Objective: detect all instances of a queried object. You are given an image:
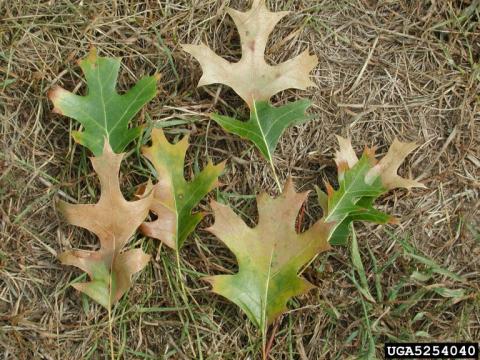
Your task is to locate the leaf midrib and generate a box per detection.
[325,161,370,223]
[89,62,153,145]
[251,100,273,164]
[262,248,274,334]
[108,83,152,136]
[96,61,109,144]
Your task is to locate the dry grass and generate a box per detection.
[1,0,479,359]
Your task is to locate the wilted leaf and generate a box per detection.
[139,128,225,250]
[183,0,317,107]
[58,142,153,308]
[49,48,158,155]
[365,139,425,190]
[322,137,425,245]
[183,0,318,181]
[206,179,332,334]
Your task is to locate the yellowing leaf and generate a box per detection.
[49,48,158,155]
[140,129,225,250]
[183,0,318,188]
[183,0,317,107]
[206,179,332,334]
[58,142,153,308]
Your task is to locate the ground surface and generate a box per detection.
[1,0,479,359]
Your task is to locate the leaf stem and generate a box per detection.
[264,319,280,360]
[175,244,204,359]
[269,159,282,193]
[107,304,115,360]
[108,262,115,360]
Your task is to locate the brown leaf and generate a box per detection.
[58,141,153,308]
[182,0,318,107]
[365,138,426,190]
[334,135,359,178]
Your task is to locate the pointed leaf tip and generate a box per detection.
[388,216,400,225]
[283,177,295,193]
[48,86,68,115]
[149,127,168,143]
[363,146,377,165]
[325,182,334,198]
[87,47,97,61]
[334,136,358,170]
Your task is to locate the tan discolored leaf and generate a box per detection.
[365,138,426,190]
[206,179,332,335]
[58,141,153,308]
[334,135,359,170]
[182,0,317,107]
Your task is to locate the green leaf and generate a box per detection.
[431,287,465,299]
[322,137,424,245]
[315,185,328,214]
[212,100,311,186]
[206,179,332,337]
[325,155,390,245]
[49,48,158,155]
[329,196,392,246]
[326,156,385,221]
[139,129,225,250]
[350,224,375,303]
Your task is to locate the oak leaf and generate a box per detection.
[183,1,318,185]
[49,48,158,155]
[183,0,317,107]
[139,129,225,250]
[319,136,425,245]
[211,100,311,177]
[58,142,153,308]
[365,139,425,190]
[206,179,332,334]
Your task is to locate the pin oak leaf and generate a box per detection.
[58,141,153,308]
[139,129,225,250]
[319,137,425,245]
[183,0,317,107]
[49,48,158,155]
[206,179,332,334]
[183,0,318,184]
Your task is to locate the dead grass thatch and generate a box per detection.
[1,0,479,359]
